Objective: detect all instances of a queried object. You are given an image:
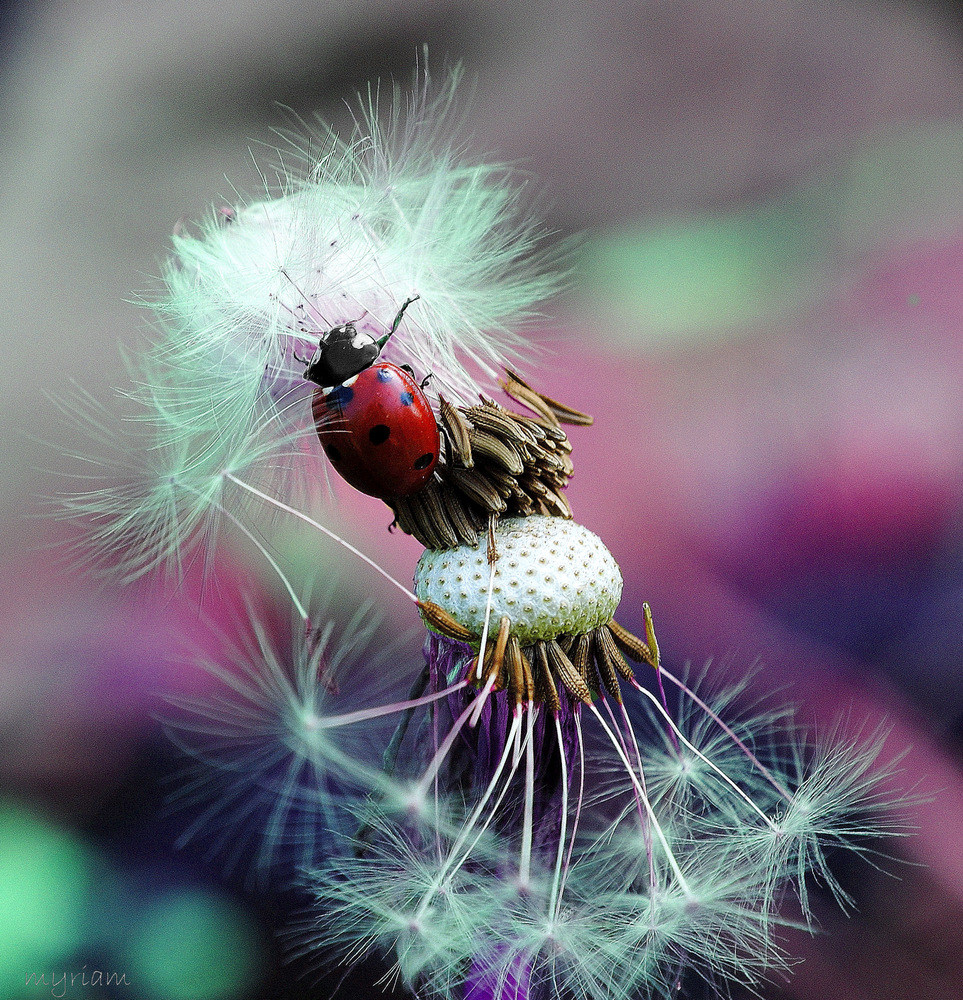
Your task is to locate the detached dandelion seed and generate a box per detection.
[64,62,909,1000]
[163,598,422,882]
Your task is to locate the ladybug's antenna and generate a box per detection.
[376,295,420,350]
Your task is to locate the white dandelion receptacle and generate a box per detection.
[414,516,623,646]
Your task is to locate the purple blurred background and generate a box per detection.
[4,0,963,996]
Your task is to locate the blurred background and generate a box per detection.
[4,0,963,996]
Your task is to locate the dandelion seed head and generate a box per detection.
[593,837,788,992]
[164,598,414,884]
[146,68,562,466]
[462,858,700,1000]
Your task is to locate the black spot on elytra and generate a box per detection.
[377,368,393,383]
[413,453,434,470]
[324,443,342,462]
[369,424,391,445]
[399,391,414,406]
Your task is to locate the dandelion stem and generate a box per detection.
[416,711,529,920]
[380,666,429,774]
[415,687,489,800]
[474,545,499,681]
[512,705,524,768]
[429,657,443,864]
[446,715,534,889]
[469,667,500,729]
[643,602,676,742]
[605,700,651,869]
[616,701,657,887]
[225,473,417,603]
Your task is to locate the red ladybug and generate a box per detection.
[312,362,440,500]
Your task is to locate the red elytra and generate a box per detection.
[312,362,440,500]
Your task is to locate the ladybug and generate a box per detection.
[312,361,440,500]
[297,296,419,389]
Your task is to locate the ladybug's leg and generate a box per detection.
[389,295,420,336]
[420,373,433,390]
[376,294,421,349]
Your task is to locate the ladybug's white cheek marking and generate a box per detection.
[352,333,375,350]
[342,374,360,388]
[414,516,623,645]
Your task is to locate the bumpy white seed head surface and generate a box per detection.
[414,516,623,645]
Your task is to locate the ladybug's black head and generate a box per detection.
[299,295,420,390]
[302,322,380,388]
